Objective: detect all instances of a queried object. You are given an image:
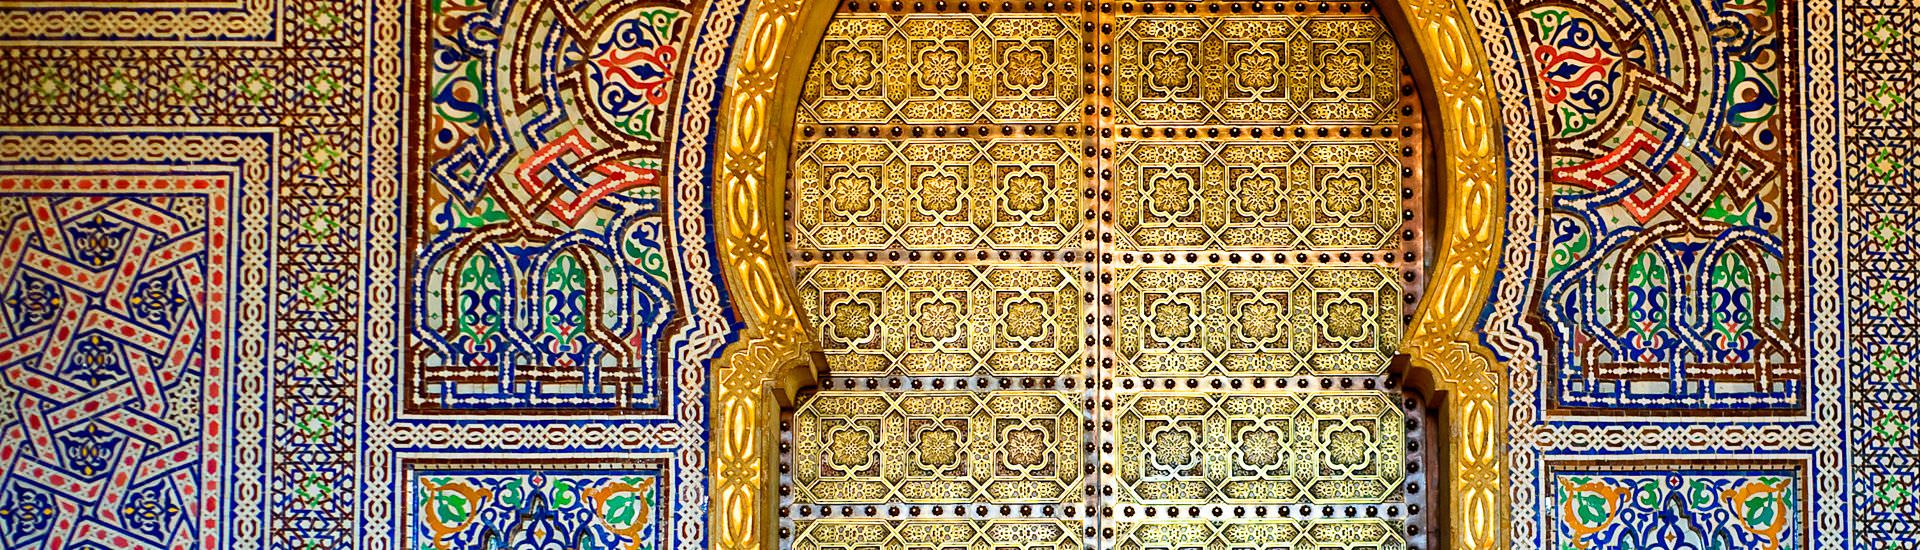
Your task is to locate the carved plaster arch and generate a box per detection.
[707,0,1511,548]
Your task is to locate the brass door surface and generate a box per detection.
[777,3,1434,548]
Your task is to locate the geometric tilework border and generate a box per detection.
[0,0,279,44]
[1844,0,1920,546]
[360,0,742,548]
[0,130,274,549]
[1541,458,1810,550]
[1474,0,1853,547]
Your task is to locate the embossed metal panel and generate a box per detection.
[1113,140,1408,251]
[791,391,1085,503]
[1112,15,1405,126]
[1113,391,1405,504]
[1113,265,1403,377]
[796,264,1087,376]
[1114,519,1408,550]
[779,2,1430,549]
[791,138,1087,251]
[800,14,1084,125]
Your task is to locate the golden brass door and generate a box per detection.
[777,2,1434,548]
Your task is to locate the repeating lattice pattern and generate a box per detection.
[1113,391,1405,504]
[1114,140,1408,251]
[1843,1,1919,545]
[796,265,1086,377]
[790,138,1086,251]
[1113,15,1403,126]
[1113,266,1402,377]
[799,14,1085,125]
[779,3,1431,550]
[789,391,1084,504]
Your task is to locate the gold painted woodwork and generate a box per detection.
[711,1,840,550]
[1387,0,1511,547]
[712,2,1509,550]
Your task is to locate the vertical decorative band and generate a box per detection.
[1393,0,1511,548]
[711,0,838,549]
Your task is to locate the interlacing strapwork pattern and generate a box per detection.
[1114,392,1405,504]
[779,2,1430,550]
[1113,266,1403,377]
[1113,140,1410,252]
[796,265,1085,377]
[1112,16,1403,126]
[407,0,692,413]
[1514,0,1804,413]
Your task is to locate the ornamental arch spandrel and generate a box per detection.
[708,1,1508,549]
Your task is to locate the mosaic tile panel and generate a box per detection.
[392,0,734,543]
[405,0,696,414]
[0,173,258,550]
[1486,0,1858,545]
[1517,0,1806,413]
[1548,463,1803,550]
[406,463,667,550]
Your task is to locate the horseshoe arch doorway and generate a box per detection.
[707,0,1510,548]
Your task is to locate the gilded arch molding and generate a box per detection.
[708,2,1511,550]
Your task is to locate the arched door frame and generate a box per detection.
[706,0,1511,547]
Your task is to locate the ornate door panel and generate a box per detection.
[779,2,1432,549]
